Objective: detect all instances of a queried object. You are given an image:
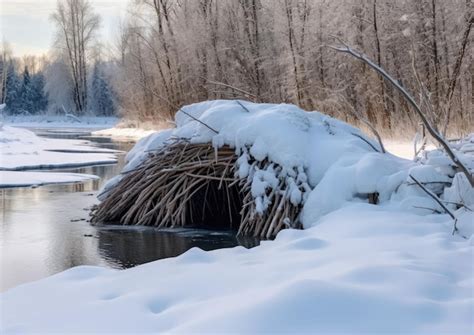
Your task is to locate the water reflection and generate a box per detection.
[0,133,259,292]
[96,227,259,269]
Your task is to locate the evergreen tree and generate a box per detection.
[4,62,21,113]
[19,66,34,113]
[30,72,48,113]
[90,63,116,116]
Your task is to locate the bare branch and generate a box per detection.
[205,78,258,100]
[409,175,460,237]
[235,100,251,113]
[177,108,219,134]
[337,92,386,153]
[351,132,381,153]
[329,41,474,187]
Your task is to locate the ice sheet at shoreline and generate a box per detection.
[0,126,118,171]
[0,171,98,188]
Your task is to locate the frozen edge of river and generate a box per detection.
[0,126,119,188]
[0,171,99,188]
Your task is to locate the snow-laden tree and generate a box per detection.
[0,42,12,105]
[112,0,471,135]
[51,0,100,115]
[19,67,34,113]
[4,62,21,113]
[89,62,116,116]
[44,58,75,114]
[29,72,49,113]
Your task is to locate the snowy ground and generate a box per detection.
[93,127,157,141]
[1,205,471,334]
[2,115,118,129]
[0,126,118,187]
[384,139,436,160]
[91,118,168,141]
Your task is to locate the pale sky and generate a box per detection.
[0,0,129,57]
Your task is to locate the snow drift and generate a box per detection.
[1,205,472,334]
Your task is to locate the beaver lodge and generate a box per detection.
[92,140,301,238]
[92,100,381,238]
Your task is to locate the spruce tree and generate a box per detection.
[19,66,34,113]
[90,63,116,116]
[30,73,48,113]
[4,62,21,113]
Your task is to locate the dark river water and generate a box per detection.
[0,130,259,292]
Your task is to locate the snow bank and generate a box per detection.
[1,205,471,334]
[93,127,156,141]
[384,139,436,159]
[0,126,117,171]
[3,115,118,129]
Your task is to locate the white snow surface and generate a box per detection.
[0,171,98,188]
[1,205,472,334]
[93,127,156,141]
[1,101,473,333]
[0,126,118,171]
[2,115,118,129]
[384,139,436,160]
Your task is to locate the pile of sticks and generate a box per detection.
[91,139,301,238]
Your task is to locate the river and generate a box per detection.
[0,129,259,292]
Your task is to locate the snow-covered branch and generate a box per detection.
[330,41,473,187]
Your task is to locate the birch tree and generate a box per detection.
[51,0,100,114]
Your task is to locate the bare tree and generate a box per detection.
[51,0,100,114]
[111,0,472,137]
[0,42,12,105]
[330,41,473,187]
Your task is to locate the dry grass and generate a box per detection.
[91,139,302,238]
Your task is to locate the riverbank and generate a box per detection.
[1,115,118,129]
[92,127,156,141]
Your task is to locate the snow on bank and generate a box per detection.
[0,126,118,171]
[2,115,118,129]
[92,118,168,140]
[384,139,436,160]
[0,171,98,188]
[93,127,156,141]
[1,205,471,334]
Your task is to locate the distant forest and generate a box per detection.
[0,0,472,135]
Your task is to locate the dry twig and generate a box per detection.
[329,38,473,187]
